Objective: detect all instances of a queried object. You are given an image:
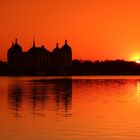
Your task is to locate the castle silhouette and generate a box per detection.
[2,39,140,76]
[7,39,72,75]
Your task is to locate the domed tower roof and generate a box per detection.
[52,43,60,54]
[61,40,72,52]
[8,39,22,53]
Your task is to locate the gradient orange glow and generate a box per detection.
[1,0,140,61]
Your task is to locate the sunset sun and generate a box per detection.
[136,59,140,64]
[130,54,140,62]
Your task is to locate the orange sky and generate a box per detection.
[1,0,140,61]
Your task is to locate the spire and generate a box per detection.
[33,37,35,47]
[56,43,59,48]
[65,40,67,45]
[12,42,14,46]
[15,38,18,44]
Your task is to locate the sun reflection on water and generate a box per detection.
[137,80,140,101]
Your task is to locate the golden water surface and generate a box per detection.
[0,76,140,140]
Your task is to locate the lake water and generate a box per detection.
[1,76,140,140]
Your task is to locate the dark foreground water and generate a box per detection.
[1,76,140,140]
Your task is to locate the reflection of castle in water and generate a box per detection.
[7,39,72,75]
[8,83,23,118]
[8,79,72,118]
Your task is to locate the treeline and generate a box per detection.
[72,59,140,75]
[0,59,140,75]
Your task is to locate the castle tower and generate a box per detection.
[7,39,23,72]
[51,43,61,68]
[60,40,72,68]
